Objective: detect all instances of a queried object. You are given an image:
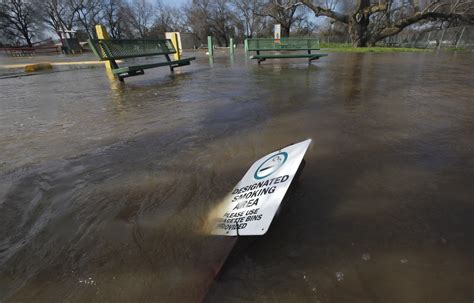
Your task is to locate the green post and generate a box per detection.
[230,38,234,55]
[207,36,213,56]
[244,39,248,52]
[209,55,214,67]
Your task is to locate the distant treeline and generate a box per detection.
[1,0,473,48]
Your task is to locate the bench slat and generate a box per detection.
[89,39,177,60]
[249,48,320,51]
[112,57,196,74]
[251,54,328,59]
[246,38,321,51]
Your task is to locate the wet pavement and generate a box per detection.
[0,50,473,302]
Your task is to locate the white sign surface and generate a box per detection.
[274,24,281,40]
[212,139,311,236]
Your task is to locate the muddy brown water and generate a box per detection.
[0,51,473,302]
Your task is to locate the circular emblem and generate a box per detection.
[254,152,288,180]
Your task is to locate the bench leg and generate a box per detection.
[110,59,124,82]
[164,54,174,72]
[258,58,266,64]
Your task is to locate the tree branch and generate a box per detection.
[374,10,474,42]
[299,0,349,23]
[362,2,389,16]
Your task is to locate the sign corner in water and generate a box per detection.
[212,138,312,236]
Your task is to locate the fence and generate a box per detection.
[1,37,61,56]
[1,45,61,56]
[317,25,474,49]
[381,26,474,49]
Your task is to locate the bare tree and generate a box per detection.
[149,0,181,36]
[102,0,131,38]
[185,0,212,43]
[233,0,265,38]
[39,0,76,40]
[69,0,104,38]
[208,0,239,45]
[0,0,39,46]
[258,0,307,37]
[127,0,154,38]
[299,0,474,46]
[186,0,240,46]
[165,9,189,33]
[292,7,318,36]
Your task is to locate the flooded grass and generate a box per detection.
[0,51,473,302]
[320,42,430,52]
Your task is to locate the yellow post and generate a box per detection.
[166,32,181,60]
[95,24,113,73]
[173,33,181,60]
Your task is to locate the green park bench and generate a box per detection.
[246,38,328,64]
[88,38,196,81]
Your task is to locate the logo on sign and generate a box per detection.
[254,152,288,180]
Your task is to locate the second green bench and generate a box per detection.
[246,38,328,64]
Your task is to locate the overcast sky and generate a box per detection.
[166,0,188,7]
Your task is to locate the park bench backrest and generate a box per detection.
[247,38,320,51]
[88,39,176,60]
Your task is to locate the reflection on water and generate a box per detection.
[1,51,473,303]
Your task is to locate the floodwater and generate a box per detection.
[0,50,473,302]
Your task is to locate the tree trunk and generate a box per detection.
[349,16,370,46]
[349,0,371,47]
[23,33,33,47]
[281,26,290,38]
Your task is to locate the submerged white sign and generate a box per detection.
[212,139,312,236]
